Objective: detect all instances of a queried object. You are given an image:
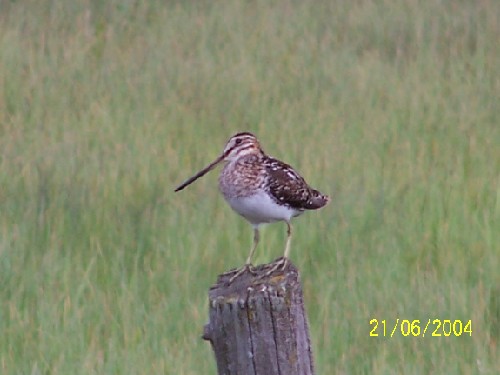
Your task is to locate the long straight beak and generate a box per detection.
[174,155,224,192]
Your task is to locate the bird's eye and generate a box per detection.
[235,138,242,145]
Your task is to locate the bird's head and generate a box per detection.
[222,132,263,162]
[174,132,262,192]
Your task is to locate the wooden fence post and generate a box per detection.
[203,258,315,375]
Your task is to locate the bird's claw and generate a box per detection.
[225,264,256,284]
[257,257,288,280]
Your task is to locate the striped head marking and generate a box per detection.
[223,132,262,162]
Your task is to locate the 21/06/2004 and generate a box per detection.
[369,318,472,337]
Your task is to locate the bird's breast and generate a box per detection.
[218,157,266,199]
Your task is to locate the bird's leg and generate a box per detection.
[227,226,260,284]
[246,226,260,265]
[283,221,292,259]
[259,221,291,279]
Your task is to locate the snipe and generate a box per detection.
[175,132,330,280]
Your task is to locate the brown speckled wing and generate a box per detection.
[264,157,329,210]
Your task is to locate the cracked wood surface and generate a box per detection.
[203,259,315,375]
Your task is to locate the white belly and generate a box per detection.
[225,191,302,225]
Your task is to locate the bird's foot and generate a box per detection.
[258,257,288,280]
[225,264,256,285]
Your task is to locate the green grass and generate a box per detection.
[1,0,499,373]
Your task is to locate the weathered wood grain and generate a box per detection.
[203,258,315,375]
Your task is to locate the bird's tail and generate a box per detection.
[305,189,330,210]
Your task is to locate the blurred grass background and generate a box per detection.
[0,0,498,373]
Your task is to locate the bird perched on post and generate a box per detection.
[175,132,330,281]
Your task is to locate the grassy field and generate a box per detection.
[0,0,499,373]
